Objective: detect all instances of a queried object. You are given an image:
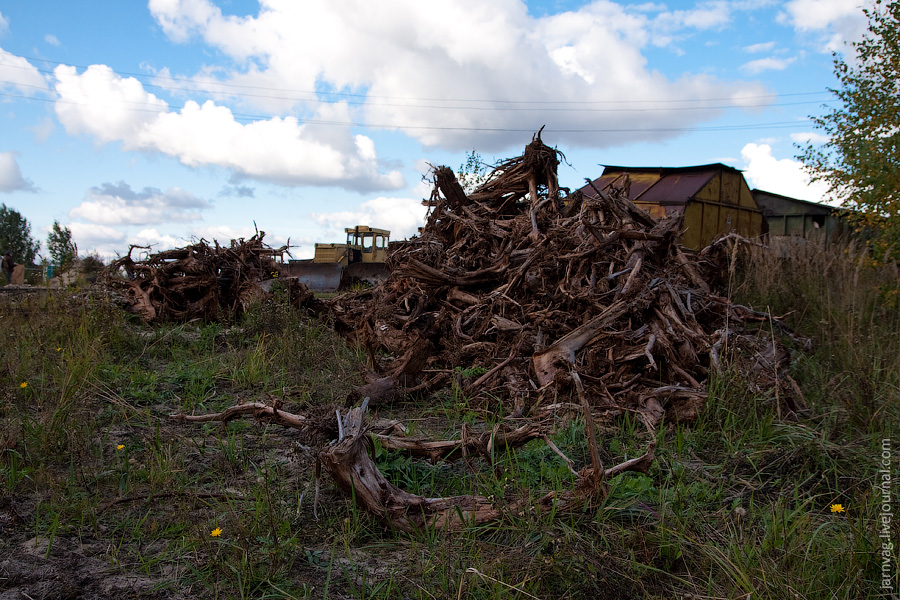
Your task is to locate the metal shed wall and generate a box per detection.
[584,165,763,250]
[752,190,850,245]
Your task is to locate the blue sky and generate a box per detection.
[0,0,872,260]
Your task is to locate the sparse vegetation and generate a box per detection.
[0,240,897,599]
[47,220,77,274]
[457,150,491,194]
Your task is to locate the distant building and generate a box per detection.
[751,189,850,246]
[579,164,764,250]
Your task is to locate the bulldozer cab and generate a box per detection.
[312,226,390,266]
[345,226,390,264]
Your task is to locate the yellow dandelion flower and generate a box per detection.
[56,347,62,352]
[19,382,27,389]
[830,503,845,513]
[116,444,125,450]
[211,527,223,537]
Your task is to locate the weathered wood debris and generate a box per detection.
[163,133,805,532]
[330,131,760,427]
[99,233,320,322]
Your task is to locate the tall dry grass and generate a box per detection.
[731,237,900,432]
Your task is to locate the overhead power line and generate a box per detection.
[0,73,836,114]
[1,50,835,109]
[0,89,814,134]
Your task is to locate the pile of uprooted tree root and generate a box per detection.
[331,132,749,427]
[99,233,308,322]
[170,133,806,533]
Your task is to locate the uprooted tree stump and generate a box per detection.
[172,394,657,532]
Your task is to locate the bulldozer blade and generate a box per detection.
[284,262,344,292]
[342,263,390,289]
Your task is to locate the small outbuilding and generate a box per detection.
[751,189,850,246]
[579,164,764,250]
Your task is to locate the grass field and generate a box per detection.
[0,241,898,599]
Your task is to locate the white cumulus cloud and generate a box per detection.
[741,56,796,74]
[147,0,771,151]
[312,195,429,243]
[780,0,873,53]
[54,64,168,144]
[52,65,404,192]
[653,1,734,33]
[130,228,184,249]
[0,48,50,93]
[743,41,777,53]
[69,181,210,225]
[0,152,37,193]
[790,131,830,145]
[68,223,128,256]
[741,142,831,203]
[148,0,220,43]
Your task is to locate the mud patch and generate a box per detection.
[0,536,184,600]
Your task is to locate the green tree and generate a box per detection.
[0,204,39,266]
[457,150,491,194]
[47,220,77,270]
[798,0,900,261]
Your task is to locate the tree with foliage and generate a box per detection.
[798,0,900,261]
[0,204,39,266]
[47,220,77,271]
[457,150,491,194]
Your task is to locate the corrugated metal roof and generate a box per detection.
[752,189,849,216]
[600,163,741,174]
[579,165,723,206]
[592,172,659,198]
[635,171,716,205]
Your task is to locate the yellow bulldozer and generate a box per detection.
[282,226,391,291]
